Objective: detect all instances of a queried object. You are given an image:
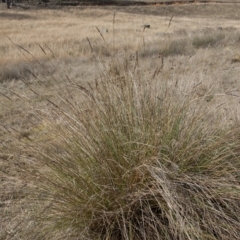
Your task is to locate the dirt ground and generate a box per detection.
[1,1,240,238]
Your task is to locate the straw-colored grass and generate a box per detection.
[192,32,225,49]
[8,56,240,239]
[1,3,240,240]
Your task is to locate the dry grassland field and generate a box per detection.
[1,1,240,239]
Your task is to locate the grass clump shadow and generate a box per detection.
[13,55,240,240]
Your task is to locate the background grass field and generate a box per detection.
[1,2,240,239]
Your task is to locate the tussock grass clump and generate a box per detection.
[0,59,55,82]
[140,38,193,59]
[0,62,32,82]
[192,32,225,49]
[18,60,240,240]
[161,39,190,56]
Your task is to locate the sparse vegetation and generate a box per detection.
[1,2,240,240]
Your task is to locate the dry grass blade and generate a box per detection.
[95,26,107,44]
[113,11,117,54]
[38,44,47,55]
[167,14,174,30]
[86,37,93,52]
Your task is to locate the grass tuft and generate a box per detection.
[192,32,225,49]
[0,62,32,82]
[161,38,190,56]
[14,58,240,239]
